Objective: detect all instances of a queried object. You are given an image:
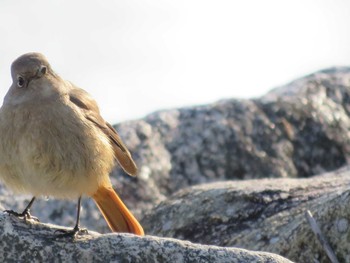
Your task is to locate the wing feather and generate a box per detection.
[68,84,137,176]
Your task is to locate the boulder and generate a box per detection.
[0,213,292,263]
[0,67,349,262]
[142,167,350,263]
[1,67,350,233]
[114,67,350,215]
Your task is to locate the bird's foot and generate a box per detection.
[4,209,39,222]
[54,225,88,238]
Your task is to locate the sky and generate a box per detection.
[1,0,350,123]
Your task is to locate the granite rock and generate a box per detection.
[0,67,349,244]
[114,67,350,216]
[142,166,350,263]
[0,213,293,263]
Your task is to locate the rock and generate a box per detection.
[0,67,350,235]
[0,213,292,263]
[113,67,350,216]
[142,166,350,263]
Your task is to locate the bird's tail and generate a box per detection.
[92,185,144,235]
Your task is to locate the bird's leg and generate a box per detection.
[5,197,39,221]
[55,196,88,238]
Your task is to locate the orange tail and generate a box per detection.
[92,185,144,236]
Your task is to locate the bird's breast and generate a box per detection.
[0,100,115,198]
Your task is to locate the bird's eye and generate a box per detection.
[17,76,25,88]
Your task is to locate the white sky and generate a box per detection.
[1,0,350,123]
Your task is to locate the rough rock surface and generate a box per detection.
[114,66,350,215]
[0,67,349,262]
[2,67,350,234]
[0,213,292,263]
[142,166,350,263]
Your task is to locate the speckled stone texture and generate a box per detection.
[0,214,293,263]
[0,67,350,262]
[142,167,350,263]
[1,67,350,234]
[114,66,350,216]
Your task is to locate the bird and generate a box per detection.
[0,52,144,237]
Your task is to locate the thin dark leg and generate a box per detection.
[5,197,39,221]
[55,196,88,238]
[73,196,82,231]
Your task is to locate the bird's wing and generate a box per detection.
[68,84,137,176]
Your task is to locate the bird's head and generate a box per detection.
[4,52,65,106]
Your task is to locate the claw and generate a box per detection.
[5,209,39,222]
[54,226,88,238]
